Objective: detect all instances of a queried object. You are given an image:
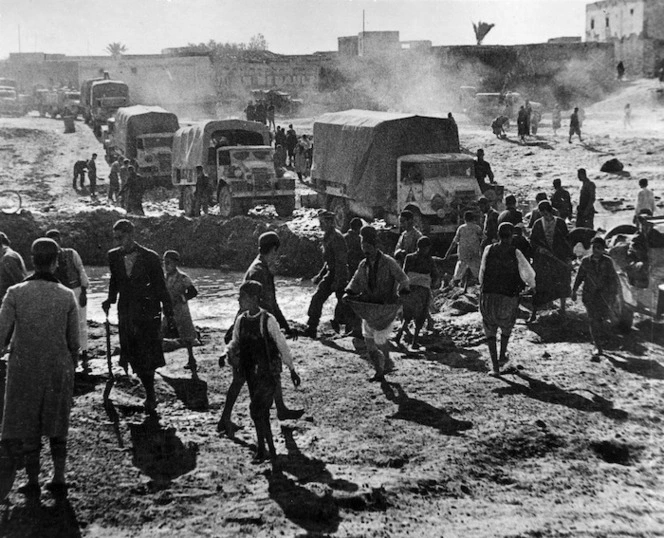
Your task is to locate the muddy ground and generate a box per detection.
[1,79,664,537]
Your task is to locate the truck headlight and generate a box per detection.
[436,208,446,219]
[234,168,243,178]
[145,155,153,163]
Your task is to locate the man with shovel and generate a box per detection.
[102,219,174,414]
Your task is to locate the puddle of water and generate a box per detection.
[86,266,330,330]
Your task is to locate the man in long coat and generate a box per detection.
[0,238,79,497]
[102,219,174,413]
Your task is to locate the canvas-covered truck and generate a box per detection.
[310,109,497,236]
[105,105,179,186]
[81,78,130,137]
[172,119,296,218]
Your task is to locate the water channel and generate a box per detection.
[86,267,331,330]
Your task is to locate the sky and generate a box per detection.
[0,0,591,58]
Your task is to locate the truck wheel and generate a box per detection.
[330,197,350,231]
[275,197,295,217]
[218,185,236,218]
[182,186,197,217]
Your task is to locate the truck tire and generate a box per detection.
[275,196,295,217]
[217,185,237,218]
[181,186,197,217]
[330,197,351,231]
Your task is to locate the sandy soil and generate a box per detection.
[0,80,664,537]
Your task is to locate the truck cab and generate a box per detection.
[0,87,21,117]
[136,133,175,180]
[216,145,295,218]
[397,154,480,235]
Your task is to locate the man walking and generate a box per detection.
[87,153,98,198]
[551,178,573,221]
[46,229,90,373]
[576,168,596,229]
[303,210,348,338]
[219,231,303,436]
[569,107,583,143]
[394,210,423,264]
[479,223,535,375]
[102,219,174,413]
[0,238,79,498]
[634,178,655,222]
[345,226,410,381]
[108,156,121,203]
[194,165,212,216]
[498,194,523,226]
[474,149,495,192]
[479,196,499,250]
[0,232,27,306]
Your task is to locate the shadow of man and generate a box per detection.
[495,371,628,420]
[128,416,198,488]
[158,372,209,411]
[1,496,82,537]
[380,380,473,434]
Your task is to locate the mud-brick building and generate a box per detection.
[586,0,664,76]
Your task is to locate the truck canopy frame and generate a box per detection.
[113,105,179,159]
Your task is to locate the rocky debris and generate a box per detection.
[590,440,636,465]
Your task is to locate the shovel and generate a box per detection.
[102,312,115,403]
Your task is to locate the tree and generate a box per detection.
[472,21,495,45]
[106,42,127,58]
[248,33,268,51]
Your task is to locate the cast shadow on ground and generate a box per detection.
[411,347,487,373]
[319,336,361,355]
[494,371,628,420]
[381,381,473,435]
[635,318,664,347]
[1,496,82,538]
[128,416,198,487]
[73,371,104,397]
[266,425,371,535]
[158,372,209,411]
[604,352,664,380]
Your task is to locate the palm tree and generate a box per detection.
[106,42,127,59]
[473,22,495,45]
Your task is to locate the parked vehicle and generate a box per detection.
[250,89,303,115]
[105,105,179,186]
[0,87,23,117]
[81,77,130,137]
[464,91,524,122]
[310,109,500,235]
[607,217,664,331]
[171,119,295,218]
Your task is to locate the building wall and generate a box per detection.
[338,36,359,56]
[586,0,645,41]
[358,31,400,57]
[644,0,664,40]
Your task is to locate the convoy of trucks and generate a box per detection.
[104,105,179,186]
[0,78,24,117]
[310,109,493,238]
[171,119,296,217]
[250,89,303,115]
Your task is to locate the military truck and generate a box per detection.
[37,88,81,118]
[105,105,179,186]
[80,77,130,137]
[0,86,23,117]
[172,119,295,218]
[310,109,500,236]
[250,89,303,115]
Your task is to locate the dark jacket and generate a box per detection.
[481,243,524,297]
[244,255,289,331]
[530,217,572,262]
[107,243,173,373]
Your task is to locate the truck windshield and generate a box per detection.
[65,92,80,100]
[231,150,272,162]
[449,162,474,177]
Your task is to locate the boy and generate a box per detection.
[444,211,483,291]
[162,250,199,372]
[396,236,441,349]
[571,236,620,359]
[226,281,301,464]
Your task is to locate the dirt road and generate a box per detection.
[1,82,663,537]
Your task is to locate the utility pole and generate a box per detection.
[18,24,21,53]
[362,10,365,34]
